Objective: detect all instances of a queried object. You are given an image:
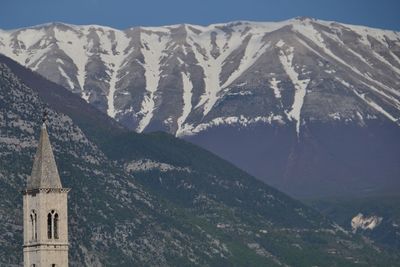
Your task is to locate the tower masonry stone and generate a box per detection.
[23,122,70,267]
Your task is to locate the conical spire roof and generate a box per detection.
[28,123,62,189]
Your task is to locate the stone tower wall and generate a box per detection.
[23,190,69,267]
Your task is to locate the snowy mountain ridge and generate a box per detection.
[1,17,400,137]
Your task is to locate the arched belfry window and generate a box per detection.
[47,210,59,239]
[30,210,37,241]
[47,213,52,239]
[54,213,59,239]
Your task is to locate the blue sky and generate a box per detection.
[1,0,400,30]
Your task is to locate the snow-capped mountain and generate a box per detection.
[1,17,399,135]
[1,17,399,197]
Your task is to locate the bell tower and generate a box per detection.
[23,116,70,267]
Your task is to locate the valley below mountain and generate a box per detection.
[308,196,400,252]
[0,52,399,266]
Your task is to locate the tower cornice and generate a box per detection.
[22,188,71,195]
[23,243,70,248]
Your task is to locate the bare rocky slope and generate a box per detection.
[1,17,399,197]
[1,55,399,266]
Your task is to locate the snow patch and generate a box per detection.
[188,29,243,116]
[351,213,382,233]
[93,29,130,118]
[0,29,51,71]
[15,29,46,48]
[137,31,169,132]
[29,49,50,71]
[389,51,400,67]
[226,91,253,96]
[269,78,281,99]
[187,23,275,116]
[53,27,88,91]
[277,43,310,136]
[221,35,270,88]
[324,69,336,74]
[82,91,91,103]
[296,37,326,59]
[328,112,341,120]
[336,78,351,88]
[58,66,74,89]
[347,48,372,67]
[353,90,397,122]
[178,114,285,137]
[372,51,400,76]
[294,23,400,100]
[176,72,194,137]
